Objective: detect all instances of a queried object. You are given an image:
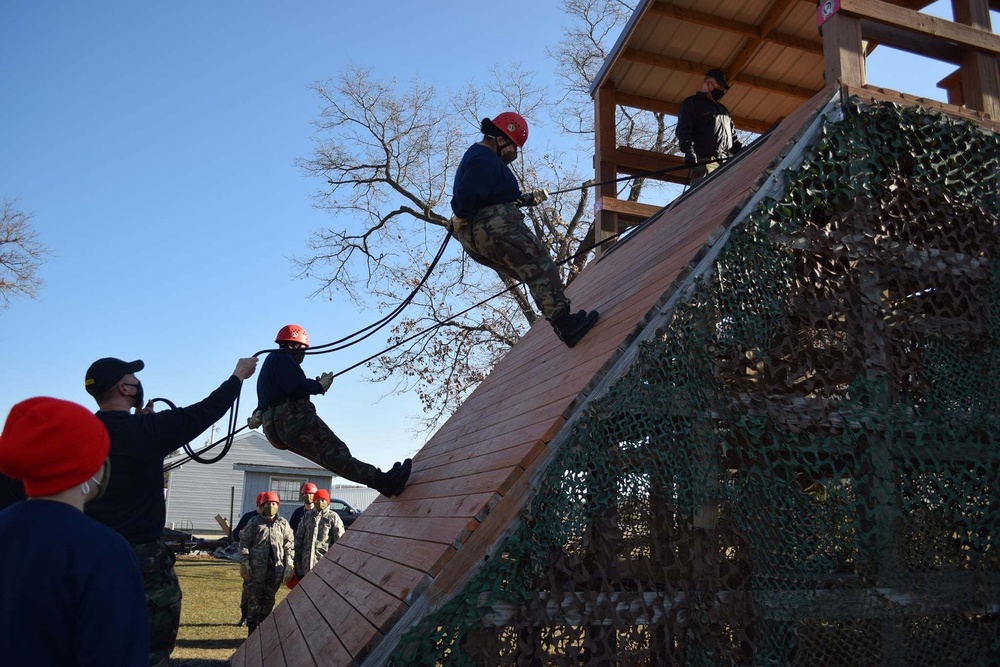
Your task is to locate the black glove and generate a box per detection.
[684,153,696,167]
[731,142,743,155]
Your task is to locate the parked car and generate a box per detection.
[329,497,362,528]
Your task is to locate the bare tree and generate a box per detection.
[550,0,677,203]
[0,199,49,311]
[295,65,593,429]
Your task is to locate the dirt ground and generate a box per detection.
[170,554,290,666]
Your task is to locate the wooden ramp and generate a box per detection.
[231,86,842,667]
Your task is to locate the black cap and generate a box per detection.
[85,358,144,397]
[705,68,729,90]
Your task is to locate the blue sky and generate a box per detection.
[0,1,992,475]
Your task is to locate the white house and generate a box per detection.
[164,431,378,535]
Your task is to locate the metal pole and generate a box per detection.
[229,486,235,538]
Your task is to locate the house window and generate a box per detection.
[269,477,304,505]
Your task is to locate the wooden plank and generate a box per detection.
[257,613,284,665]
[316,559,411,631]
[598,196,665,219]
[285,582,346,664]
[346,513,480,545]
[328,544,429,602]
[307,562,384,656]
[359,490,498,519]
[271,599,316,667]
[335,530,454,576]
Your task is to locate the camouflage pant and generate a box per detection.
[245,563,283,632]
[240,580,249,619]
[451,202,570,320]
[262,399,381,487]
[690,157,721,186]
[132,539,182,666]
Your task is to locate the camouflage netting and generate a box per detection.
[388,100,1000,666]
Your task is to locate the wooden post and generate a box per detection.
[822,12,866,88]
[593,84,619,255]
[951,0,1000,118]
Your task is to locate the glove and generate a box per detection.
[246,409,263,430]
[316,372,334,393]
[239,561,251,582]
[286,572,299,590]
[684,153,696,167]
[519,189,549,207]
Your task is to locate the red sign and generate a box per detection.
[817,0,840,26]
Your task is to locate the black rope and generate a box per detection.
[163,155,739,472]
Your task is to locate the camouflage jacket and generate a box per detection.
[294,507,345,576]
[239,514,294,578]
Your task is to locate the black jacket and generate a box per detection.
[86,376,243,543]
[675,91,742,159]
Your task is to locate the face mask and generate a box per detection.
[495,137,518,164]
[317,500,329,511]
[82,461,111,502]
[711,88,726,102]
[122,381,144,409]
[261,504,278,519]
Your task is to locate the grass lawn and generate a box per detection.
[172,554,290,666]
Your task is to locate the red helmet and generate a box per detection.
[259,491,280,505]
[255,492,265,506]
[300,482,318,495]
[492,112,528,147]
[275,324,309,347]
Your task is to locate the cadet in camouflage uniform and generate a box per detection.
[450,112,599,348]
[255,324,412,497]
[294,489,345,578]
[239,491,294,633]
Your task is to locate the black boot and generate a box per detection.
[551,310,599,348]
[374,458,412,497]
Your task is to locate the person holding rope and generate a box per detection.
[450,111,599,348]
[676,69,743,186]
[255,324,412,497]
[84,355,258,667]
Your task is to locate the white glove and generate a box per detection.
[520,189,549,207]
[316,372,334,393]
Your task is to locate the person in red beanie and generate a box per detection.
[0,396,149,666]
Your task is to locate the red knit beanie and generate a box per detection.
[0,397,110,497]
[314,489,330,502]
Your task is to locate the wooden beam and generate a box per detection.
[607,146,689,184]
[615,91,776,134]
[596,196,665,221]
[594,84,619,252]
[838,0,1000,55]
[823,12,867,87]
[951,0,1000,118]
[647,3,823,55]
[726,0,801,83]
[861,21,963,63]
